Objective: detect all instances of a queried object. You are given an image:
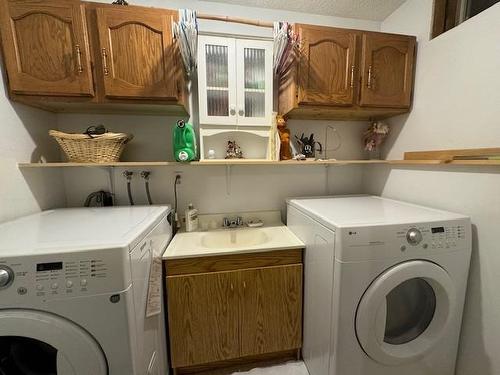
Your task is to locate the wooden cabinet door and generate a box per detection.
[240,264,303,357]
[297,25,357,106]
[0,0,93,96]
[167,271,240,368]
[96,7,179,100]
[359,33,416,108]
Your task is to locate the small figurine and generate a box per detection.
[363,121,390,151]
[295,133,322,159]
[225,140,244,159]
[277,115,292,160]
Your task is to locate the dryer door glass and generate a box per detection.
[0,336,57,374]
[384,278,436,345]
[355,260,455,366]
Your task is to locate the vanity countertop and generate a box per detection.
[163,225,304,260]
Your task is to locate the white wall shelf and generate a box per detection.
[17,159,500,168]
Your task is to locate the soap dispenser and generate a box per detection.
[185,203,199,232]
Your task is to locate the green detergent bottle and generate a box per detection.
[173,120,197,162]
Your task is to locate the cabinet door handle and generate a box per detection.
[238,109,245,117]
[243,281,247,289]
[367,65,373,89]
[75,45,83,74]
[230,283,234,292]
[102,48,109,76]
[350,65,355,88]
[230,107,236,116]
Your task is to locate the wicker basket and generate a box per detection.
[49,130,133,163]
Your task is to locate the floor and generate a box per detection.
[231,361,309,375]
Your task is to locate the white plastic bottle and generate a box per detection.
[185,203,199,232]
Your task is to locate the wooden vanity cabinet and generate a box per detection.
[165,249,303,372]
[279,23,416,120]
[0,0,94,97]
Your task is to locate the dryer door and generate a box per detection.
[356,260,456,366]
[0,309,108,374]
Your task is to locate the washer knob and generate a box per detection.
[407,228,423,245]
[0,266,14,288]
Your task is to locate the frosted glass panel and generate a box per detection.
[243,48,265,118]
[205,44,229,116]
[207,89,229,116]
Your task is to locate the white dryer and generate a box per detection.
[287,195,471,375]
[0,206,172,375]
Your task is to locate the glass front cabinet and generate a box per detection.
[198,35,273,126]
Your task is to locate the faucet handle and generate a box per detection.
[223,217,231,228]
[236,216,243,226]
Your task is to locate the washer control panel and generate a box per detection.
[0,249,129,303]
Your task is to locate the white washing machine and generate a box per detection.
[287,195,471,375]
[0,206,172,375]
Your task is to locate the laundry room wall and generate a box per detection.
[363,2,500,374]
[57,0,380,216]
[0,58,66,224]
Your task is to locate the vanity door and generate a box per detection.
[166,270,240,368]
[240,264,303,357]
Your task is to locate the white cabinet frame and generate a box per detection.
[236,39,273,126]
[198,36,237,125]
[198,35,273,126]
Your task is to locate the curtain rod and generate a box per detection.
[197,13,274,28]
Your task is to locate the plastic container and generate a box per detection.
[173,120,197,162]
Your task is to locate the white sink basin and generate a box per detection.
[164,225,304,259]
[201,228,270,249]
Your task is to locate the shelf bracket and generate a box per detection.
[226,165,232,195]
[325,164,330,195]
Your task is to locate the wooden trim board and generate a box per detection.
[165,249,303,276]
[404,148,500,161]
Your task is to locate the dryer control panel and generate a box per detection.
[339,218,471,262]
[396,222,467,251]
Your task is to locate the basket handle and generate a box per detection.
[84,125,107,138]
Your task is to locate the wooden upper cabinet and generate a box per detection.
[95,6,179,100]
[360,33,416,108]
[0,0,93,96]
[297,25,357,106]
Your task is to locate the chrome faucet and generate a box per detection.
[223,216,243,228]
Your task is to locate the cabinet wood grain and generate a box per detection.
[165,249,304,373]
[96,6,180,100]
[166,249,303,276]
[240,264,303,357]
[298,25,357,106]
[279,24,416,120]
[0,0,93,96]
[167,271,240,368]
[360,33,416,108]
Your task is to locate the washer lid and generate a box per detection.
[287,195,467,230]
[0,309,108,374]
[355,260,456,366]
[0,206,171,256]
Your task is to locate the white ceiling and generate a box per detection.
[205,0,407,21]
